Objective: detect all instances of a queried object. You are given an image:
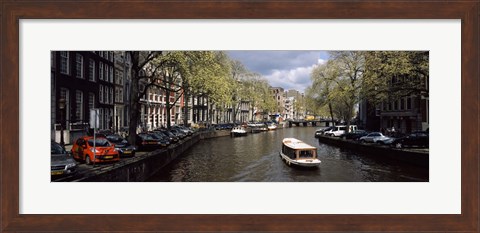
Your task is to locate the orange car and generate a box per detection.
[71,136,120,165]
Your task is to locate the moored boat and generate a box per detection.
[251,125,268,133]
[280,138,321,167]
[231,126,248,137]
[267,123,277,130]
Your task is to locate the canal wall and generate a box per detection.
[75,130,231,182]
[317,135,428,167]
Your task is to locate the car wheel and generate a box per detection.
[395,142,402,149]
[360,139,366,143]
[85,155,92,165]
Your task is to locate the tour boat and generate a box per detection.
[280,138,321,167]
[231,126,248,137]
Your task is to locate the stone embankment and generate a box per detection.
[317,135,428,167]
[69,130,231,182]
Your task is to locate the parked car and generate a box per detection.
[51,141,77,176]
[343,130,369,140]
[136,133,163,151]
[106,134,136,157]
[359,132,392,144]
[169,128,187,139]
[160,129,180,143]
[173,125,193,136]
[325,125,358,137]
[147,131,171,147]
[388,131,429,148]
[314,127,334,138]
[71,136,120,165]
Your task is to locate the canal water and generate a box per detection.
[147,127,428,182]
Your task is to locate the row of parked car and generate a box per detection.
[315,126,429,149]
[51,125,196,177]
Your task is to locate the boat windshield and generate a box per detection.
[298,150,315,158]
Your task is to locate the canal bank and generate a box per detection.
[316,135,428,167]
[72,130,231,182]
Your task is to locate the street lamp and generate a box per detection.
[58,98,66,149]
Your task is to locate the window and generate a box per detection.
[110,87,114,104]
[75,91,83,121]
[105,65,108,82]
[109,67,114,83]
[401,98,405,110]
[115,70,119,84]
[119,89,123,103]
[60,88,70,122]
[99,62,104,80]
[89,93,95,110]
[104,86,109,104]
[99,108,104,129]
[76,54,84,78]
[99,85,103,103]
[407,97,412,109]
[60,51,69,74]
[89,59,95,82]
[109,52,114,62]
[115,87,119,102]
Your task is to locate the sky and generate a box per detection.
[227,51,329,93]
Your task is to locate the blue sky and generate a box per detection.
[227,51,329,93]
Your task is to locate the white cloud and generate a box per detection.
[227,51,330,93]
[264,58,326,93]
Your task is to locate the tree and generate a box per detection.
[126,51,163,145]
[235,73,276,121]
[362,51,429,106]
[328,51,364,131]
[307,52,365,131]
[228,59,249,123]
[308,60,340,123]
[187,51,233,123]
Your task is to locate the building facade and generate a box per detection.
[270,87,285,122]
[52,51,115,144]
[359,76,429,134]
[113,51,131,134]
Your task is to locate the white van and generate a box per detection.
[325,125,357,137]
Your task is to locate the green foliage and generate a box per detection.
[362,51,429,105]
[307,51,428,123]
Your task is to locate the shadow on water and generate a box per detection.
[147,127,429,182]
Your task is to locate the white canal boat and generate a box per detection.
[231,126,248,137]
[280,138,321,167]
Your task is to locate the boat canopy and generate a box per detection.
[282,138,316,150]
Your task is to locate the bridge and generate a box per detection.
[286,119,337,127]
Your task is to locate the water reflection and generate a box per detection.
[147,127,428,182]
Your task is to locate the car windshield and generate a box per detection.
[51,142,65,154]
[139,134,155,140]
[149,133,163,139]
[156,131,166,137]
[163,131,174,137]
[106,135,123,142]
[87,138,111,147]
